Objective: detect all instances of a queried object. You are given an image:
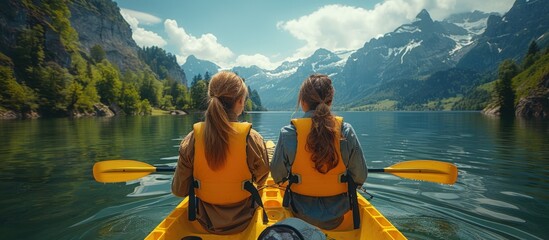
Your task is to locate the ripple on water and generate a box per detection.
[421,192,461,200]
[69,195,179,239]
[500,191,534,199]
[473,206,525,223]
[475,198,519,210]
[126,174,173,197]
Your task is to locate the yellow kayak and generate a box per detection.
[91,139,461,240]
[94,143,458,239]
[145,140,406,239]
[145,175,405,239]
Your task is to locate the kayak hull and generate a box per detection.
[145,177,406,239]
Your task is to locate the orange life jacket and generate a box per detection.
[289,117,347,197]
[192,122,252,205]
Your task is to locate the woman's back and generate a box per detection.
[270,74,367,230]
[171,71,270,234]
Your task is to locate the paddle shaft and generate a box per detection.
[101,166,175,173]
[107,167,433,173]
[368,168,446,173]
[154,166,176,172]
[93,160,457,184]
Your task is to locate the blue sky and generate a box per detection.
[113,0,514,69]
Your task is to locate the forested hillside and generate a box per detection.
[482,43,549,118]
[0,0,187,119]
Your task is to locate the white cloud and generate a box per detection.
[278,0,514,61]
[164,19,234,67]
[120,8,161,25]
[120,9,166,48]
[278,5,385,61]
[235,54,280,70]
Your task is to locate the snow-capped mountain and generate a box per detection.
[335,9,494,104]
[237,48,345,110]
[182,2,548,111]
[457,0,549,72]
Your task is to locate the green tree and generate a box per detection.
[42,0,79,52]
[69,54,99,113]
[139,99,152,115]
[527,40,539,56]
[90,45,106,63]
[496,59,518,118]
[204,71,211,81]
[191,80,208,110]
[38,62,72,115]
[248,88,265,111]
[166,79,190,109]
[14,25,45,81]
[161,95,174,110]
[0,64,38,112]
[175,84,190,109]
[95,60,122,105]
[138,46,180,81]
[522,40,539,69]
[119,83,141,114]
[192,74,203,86]
[245,98,253,111]
[139,71,162,106]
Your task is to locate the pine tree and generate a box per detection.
[191,80,208,110]
[204,71,212,81]
[522,40,539,69]
[90,45,106,63]
[496,59,518,118]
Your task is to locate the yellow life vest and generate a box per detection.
[193,122,252,205]
[289,117,347,197]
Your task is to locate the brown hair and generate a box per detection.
[298,74,338,173]
[203,71,248,170]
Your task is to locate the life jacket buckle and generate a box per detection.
[338,173,347,183]
[194,179,201,189]
[241,179,253,191]
[289,173,301,184]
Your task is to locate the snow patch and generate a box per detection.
[399,40,423,64]
[453,17,489,35]
[266,67,297,78]
[395,25,422,34]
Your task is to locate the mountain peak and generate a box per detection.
[312,48,335,57]
[415,9,433,23]
[186,55,198,61]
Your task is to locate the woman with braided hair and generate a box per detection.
[270,74,367,230]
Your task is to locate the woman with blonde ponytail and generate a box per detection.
[271,74,367,230]
[172,71,269,234]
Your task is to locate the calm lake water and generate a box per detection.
[1,112,548,239]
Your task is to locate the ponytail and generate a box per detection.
[203,72,248,170]
[299,74,339,173]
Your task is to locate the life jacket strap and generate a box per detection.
[188,179,198,221]
[340,172,360,229]
[243,181,269,224]
[282,174,299,213]
[188,179,267,224]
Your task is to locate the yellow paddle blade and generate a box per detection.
[93,160,157,183]
[385,160,458,184]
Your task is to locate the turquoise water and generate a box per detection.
[0,112,547,239]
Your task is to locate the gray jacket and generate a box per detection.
[270,111,368,229]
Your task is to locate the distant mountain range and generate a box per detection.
[182,0,548,111]
[3,0,545,118]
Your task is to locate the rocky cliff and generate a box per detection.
[69,0,146,72]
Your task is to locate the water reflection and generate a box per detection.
[1,112,548,239]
